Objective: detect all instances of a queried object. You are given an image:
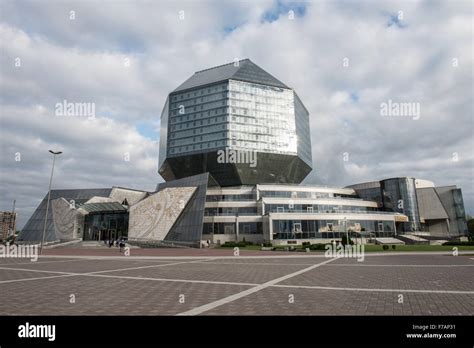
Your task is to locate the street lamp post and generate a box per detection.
[40,150,62,254]
[344,217,348,246]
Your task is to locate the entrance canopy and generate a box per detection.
[78,202,127,214]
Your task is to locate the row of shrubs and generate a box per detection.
[304,236,355,246]
[302,242,398,251]
[222,241,472,250]
[222,241,399,250]
[301,240,354,250]
[442,241,474,246]
[303,243,327,251]
[221,241,254,248]
[222,241,331,250]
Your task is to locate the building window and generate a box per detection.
[293,223,302,233]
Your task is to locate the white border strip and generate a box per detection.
[0,259,210,284]
[27,250,474,261]
[177,257,339,315]
[273,284,474,294]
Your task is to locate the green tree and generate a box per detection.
[467,215,474,241]
[341,235,348,246]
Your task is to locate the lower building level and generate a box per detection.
[18,174,468,247]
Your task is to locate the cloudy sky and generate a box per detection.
[0,0,472,229]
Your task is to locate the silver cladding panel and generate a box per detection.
[19,188,112,242]
[173,59,289,92]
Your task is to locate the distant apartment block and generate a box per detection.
[0,211,17,241]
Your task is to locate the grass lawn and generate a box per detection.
[218,245,264,251]
[359,244,474,252]
[218,244,474,252]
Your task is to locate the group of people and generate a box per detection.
[201,239,211,248]
[104,238,126,252]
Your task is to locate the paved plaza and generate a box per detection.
[0,252,473,315]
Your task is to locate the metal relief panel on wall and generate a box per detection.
[109,187,147,206]
[128,187,197,241]
[51,198,77,240]
[157,173,210,244]
[20,188,112,242]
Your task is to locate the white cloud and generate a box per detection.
[0,0,472,228]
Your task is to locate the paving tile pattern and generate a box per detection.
[0,255,472,315]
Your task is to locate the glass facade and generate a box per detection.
[167,82,229,157]
[203,222,236,235]
[206,193,256,202]
[83,212,128,241]
[202,222,263,235]
[166,79,300,159]
[205,207,257,216]
[227,80,296,155]
[294,93,312,166]
[259,190,353,199]
[158,97,169,170]
[264,203,375,214]
[272,219,395,240]
[381,178,421,232]
[452,188,468,234]
[158,60,313,186]
[239,222,263,234]
[356,187,383,205]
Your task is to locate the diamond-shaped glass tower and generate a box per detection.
[158,59,312,186]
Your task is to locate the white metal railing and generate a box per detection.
[269,210,404,215]
[204,212,258,216]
